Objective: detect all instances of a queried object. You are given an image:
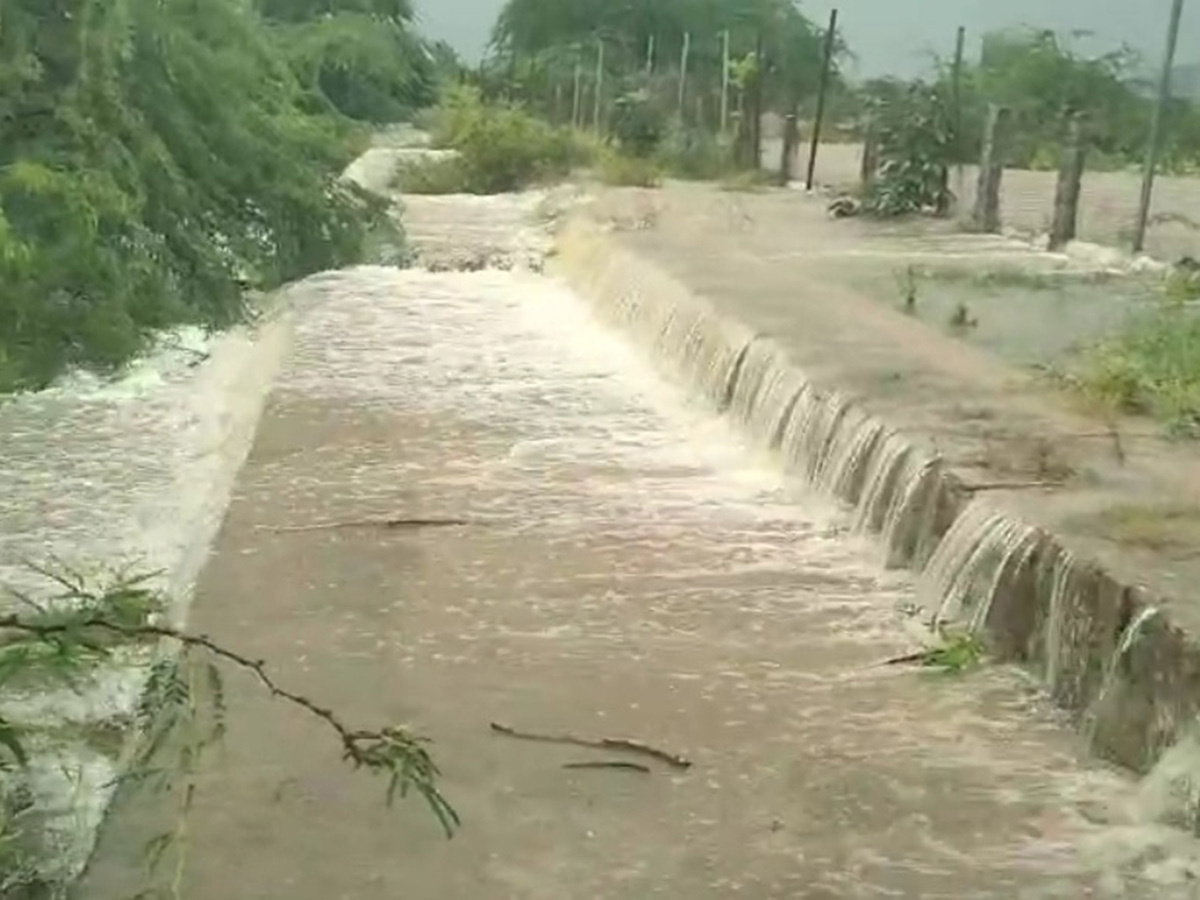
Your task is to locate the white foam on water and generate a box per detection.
[271,252,1200,895]
[0,313,289,881]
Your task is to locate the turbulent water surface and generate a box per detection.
[8,180,1200,896]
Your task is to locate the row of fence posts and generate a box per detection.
[856,3,1185,255]
[857,102,1090,251]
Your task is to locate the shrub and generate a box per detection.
[653,120,734,180]
[610,89,664,158]
[861,84,955,217]
[392,155,472,194]
[430,86,583,193]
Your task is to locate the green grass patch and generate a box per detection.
[1066,303,1200,436]
[596,151,664,188]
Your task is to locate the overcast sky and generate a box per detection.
[414,0,1198,77]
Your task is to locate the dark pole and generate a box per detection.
[951,26,966,197]
[751,28,765,168]
[805,8,839,191]
[1133,0,1186,254]
[950,26,965,152]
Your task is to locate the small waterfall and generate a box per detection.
[728,341,809,450]
[554,216,1199,779]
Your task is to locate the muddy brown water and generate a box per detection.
[75,250,1200,898]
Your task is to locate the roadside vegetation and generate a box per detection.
[1066,297,1200,437]
[0,0,449,395]
[392,85,588,194]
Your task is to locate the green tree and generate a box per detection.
[0,0,427,393]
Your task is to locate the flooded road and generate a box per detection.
[76,258,1197,898]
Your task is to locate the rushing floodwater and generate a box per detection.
[9,179,1200,895]
[77,244,1200,898]
[0,320,287,880]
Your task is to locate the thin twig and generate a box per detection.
[260,517,474,534]
[563,760,652,774]
[490,722,691,770]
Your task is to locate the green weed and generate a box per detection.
[1068,302,1200,437]
[919,627,987,674]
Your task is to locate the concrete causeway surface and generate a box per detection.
[75,190,1200,897]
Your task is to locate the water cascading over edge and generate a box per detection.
[551,217,1200,814]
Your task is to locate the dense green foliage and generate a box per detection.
[264,1,437,123]
[394,85,589,194]
[0,0,435,394]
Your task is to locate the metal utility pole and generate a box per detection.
[720,29,731,135]
[805,8,839,191]
[593,38,605,132]
[1133,0,1186,253]
[678,31,691,118]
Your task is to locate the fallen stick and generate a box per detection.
[260,517,474,534]
[960,480,1060,493]
[878,650,929,667]
[563,761,652,774]
[490,722,692,770]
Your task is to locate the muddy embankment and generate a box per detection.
[548,206,1200,834]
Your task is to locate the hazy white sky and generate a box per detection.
[414,0,1198,77]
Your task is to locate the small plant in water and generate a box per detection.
[948,301,978,331]
[896,265,919,314]
[919,626,987,674]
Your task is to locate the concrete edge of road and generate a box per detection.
[550,213,1200,788]
[19,141,391,894]
[6,310,295,891]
